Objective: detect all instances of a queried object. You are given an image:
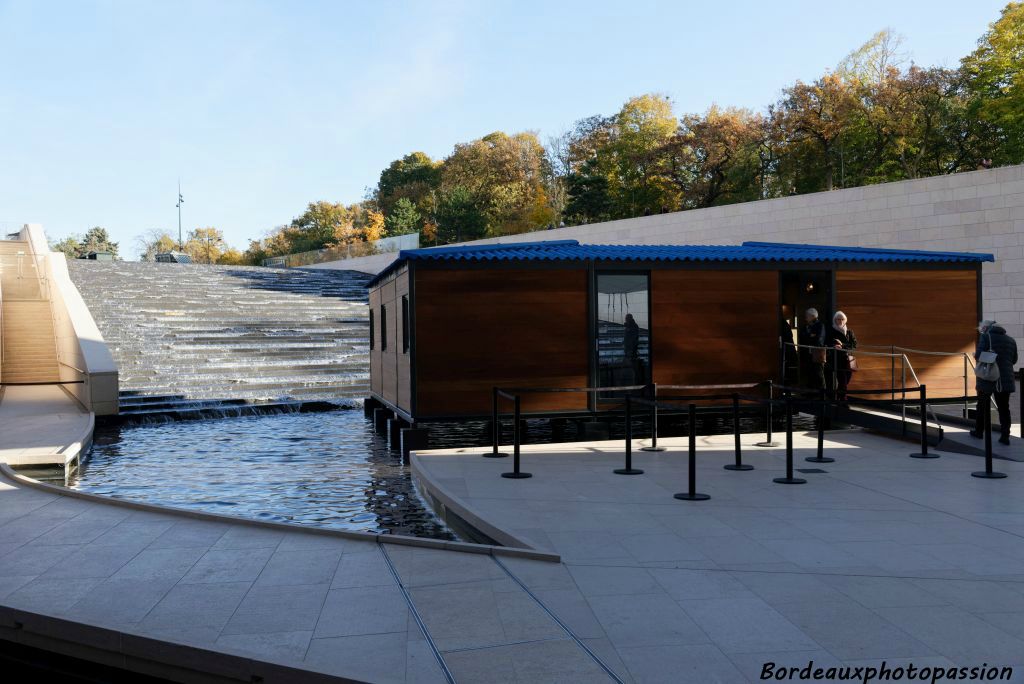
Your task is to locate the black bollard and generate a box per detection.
[773,392,806,484]
[725,393,753,471]
[806,389,834,463]
[755,380,780,447]
[641,384,665,452]
[616,396,644,475]
[909,384,938,459]
[972,404,1007,479]
[502,395,532,479]
[485,387,509,458]
[675,404,710,501]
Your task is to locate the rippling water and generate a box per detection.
[63,409,456,539]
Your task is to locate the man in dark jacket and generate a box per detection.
[799,308,826,390]
[971,320,1018,445]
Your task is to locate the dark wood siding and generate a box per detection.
[651,270,778,392]
[836,269,979,398]
[415,268,589,417]
[369,286,382,397]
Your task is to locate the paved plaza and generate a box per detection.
[413,428,1024,682]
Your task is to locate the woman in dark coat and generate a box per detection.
[824,311,858,401]
[971,320,1018,445]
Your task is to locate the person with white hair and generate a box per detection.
[824,310,858,400]
[970,319,1018,445]
[799,307,826,390]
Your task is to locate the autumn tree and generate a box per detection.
[961,2,1024,163]
[136,230,179,261]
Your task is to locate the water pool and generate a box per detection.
[62,409,456,539]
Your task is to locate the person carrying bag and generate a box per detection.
[972,320,1018,445]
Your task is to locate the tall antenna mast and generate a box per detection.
[176,179,184,250]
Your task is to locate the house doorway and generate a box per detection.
[779,270,832,386]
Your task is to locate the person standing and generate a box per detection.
[971,320,1018,445]
[799,308,826,390]
[825,311,858,401]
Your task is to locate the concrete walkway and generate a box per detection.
[413,430,1024,682]
[0,466,615,683]
[0,385,92,472]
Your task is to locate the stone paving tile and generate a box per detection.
[730,570,848,605]
[587,592,709,648]
[813,574,947,609]
[147,520,230,549]
[0,542,78,576]
[331,547,396,589]
[90,520,175,548]
[179,546,275,584]
[773,599,937,660]
[614,532,711,563]
[649,567,756,601]
[909,577,1024,613]
[680,596,821,654]
[5,576,102,614]
[386,545,505,587]
[411,578,565,652]
[874,604,1024,664]
[39,541,146,579]
[531,587,607,639]
[304,631,409,684]
[580,636,635,684]
[64,577,179,627]
[617,643,746,683]
[110,545,208,582]
[0,574,36,600]
[444,638,611,684]
[139,580,252,635]
[211,525,285,550]
[565,564,663,597]
[221,582,330,636]
[314,585,410,639]
[214,630,313,664]
[254,547,343,587]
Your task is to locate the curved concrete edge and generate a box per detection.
[0,464,556,562]
[0,604,360,683]
[410,451,560,563]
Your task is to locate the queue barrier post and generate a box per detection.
[485,387,510,458]
[806,388,834,464]
[724,393,753,471]
[909,384,939,459]
[972,401,1007,479]
[773,391,806,485]
[755,380,779,447]
[641,383,665,452]
[501,395,532,479]
[615,396,644,475]
[675,404,710,501]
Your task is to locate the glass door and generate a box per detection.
[595,271,650,399]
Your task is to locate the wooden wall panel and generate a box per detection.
[380,279,398,406]
[651,270,778,391]
[415,268,589,417]
[369,287,382,396]
[396,270,412,413]
[836,269,978,398]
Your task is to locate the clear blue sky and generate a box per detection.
[0,0,1008,258]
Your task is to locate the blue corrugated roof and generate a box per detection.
[368,240,993,286]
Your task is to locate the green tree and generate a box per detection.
[434,185,486,243]
[51,234,82,258]
[375,152,441,218]
[385,197,421,236]
[961,2,1024,163]
[78,227,119,258]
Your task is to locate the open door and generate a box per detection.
[779,270,832,387]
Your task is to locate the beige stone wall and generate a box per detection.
[337,164,1024,349]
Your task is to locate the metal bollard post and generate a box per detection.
[501,395,532,479]
[642,383,665,452]
[773,392,806,484]
[485,387,509,458]
[616,396,644,475]
[909,384,938,459]
[725,393,753,471]
[806,389,834,464]
[972,403,1007,479]
[675,404,710,501]
[755,380,779,447]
